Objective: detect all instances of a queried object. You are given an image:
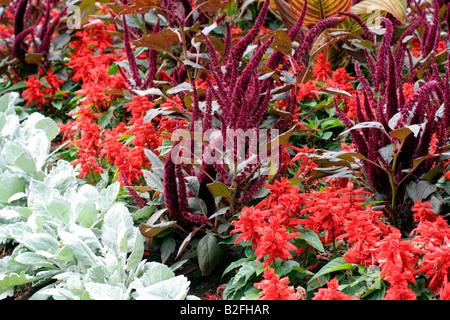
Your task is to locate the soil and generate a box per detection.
[1,243,40,300]
[180,252,236,300]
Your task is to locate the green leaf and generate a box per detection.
[233,260,257,285]
[35,117,59,141]
[7,227,59,253]
[144,148,164,176]
[308,257,354,287]
[275,260,300,275]
[297,227,325,253]
[126,230,145,272]
[142,169,164,192]
[0,272,36,291]
[98,181,120,211]
[14,252,56,268]
[139,220,177,239]
[160,237,176,264]
[136,262,175,287]
[337,121,387,139]
[45,196,72,224]
[77,201,98,228]
[207,181,233,199]
[197,233,222,276]
[222,257,250,278]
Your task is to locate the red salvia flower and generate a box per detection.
[312,278,354,300]
[417,241,450,295]
[231,206,270,249]
[254,268,298,300]
[124,95,155,124]
[410,215,450,251]
[439,278,450,300]
[412,201,437,223]
[312,53,332,82]
[339,206,387,266]
[376,228,421,287]
[254,215,299,268]
[383,283,417,300]
[22,75,46,108]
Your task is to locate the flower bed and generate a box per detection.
[0,0,450,300]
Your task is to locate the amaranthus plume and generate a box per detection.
[334,17,450,229]
[11,0,67,70]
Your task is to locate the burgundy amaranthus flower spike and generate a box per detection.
[14,0,28,36]
[122,16,144,88]
[293,16,343,62]
[120,170,147,209]
[163,144,210,227]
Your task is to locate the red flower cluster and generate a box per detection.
[232,170,450,300]
[312,278,353,300]
[22,71,65,109]
[411,201,450,297]
[231,178,301,268]
[254,268,298,300]
[298,179,371,244]
[57,20,170,184]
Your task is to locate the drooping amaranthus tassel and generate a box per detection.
[395,81,438,132]
[142,19,160,89]
[164,144,210,227]
[37,7,67,54]
[374,18,394,89]
[293,17,343,63]
[12,26,35,62]
[230,0,271,62]
[443,69,450,131]
[164,145,183,223]
[38,0,51,40]
[222,21,232,63]
[191,79,201,124]
[234,36,274,95]
[415,101,440,158]
[266,0,307,70]
[384,49,398,122]
[175,162,210,226]
[202,88,213,132]
[120,170,147,209]
[338,11,375,42]
[122,15,143,88]
[249,84,272,129]
[201,31,223,81]
[446,4,450,43]
[354,61,376,109]
[14,0,28,36]
[422,0,440,57]
[227,36,274,127]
